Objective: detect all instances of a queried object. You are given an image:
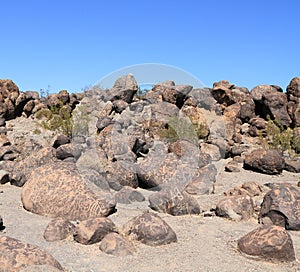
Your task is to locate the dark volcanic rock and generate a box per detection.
[44,218,75,242]
[244,149,284,175]
[102,74,138,103]
[149,190,200,216]
[238,225,295,262]
[0,236,64,271]
[284,157,300,173]
[259,183,300,230]
[100,233,136,256]
[122,212,177,246]
[215,195,254,221]
[114,186,145,204]
[21,161,116,220]
[73,217,117,245]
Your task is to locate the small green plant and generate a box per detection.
[260,116,300,155]
[35,101,73,136]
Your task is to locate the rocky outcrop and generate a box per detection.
[238,225,295,262]
[0,236,64,271]
[21,162,116,220]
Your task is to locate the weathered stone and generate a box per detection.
[13,147,58,186]
[73,217,117,245]
[56,143,82,160]
[44,218,75,242]
[96,116,113,132]
[224,161,240,172]
[284,157,300,173]
[21,162,116,221]
[259,183,300,230]
[215,195,254,221]
[238,225,295,262]
[112,99,128,113]
[51,134,70,148]
[103,74,138,103]
[185,164,217,195]
[149,190,200,216]
[122,212,177,246]
[287,77,300,101]
[0,134,10,147]
[244,149,284,175]
[99,233,136,256]
[0,236,64,271]
[114,186,145,204]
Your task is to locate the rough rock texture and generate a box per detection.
[114,186,145,204]
[224,181,263,197]
[73,217,117,245]
[148,190,200,216]
[284,157,300,173]
[259,183,300,230]
[102,74,138,103]
[43,218,75,242]
[244,149,284,175]
[215,195,254,221]
[13,147,58,186]
[21,162,116,220]
[237,225,295,262]
[0,236,64,271]
[99,233,136,256]
[122,212,177,246]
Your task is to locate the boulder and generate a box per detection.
[114,186,145,204]
[99,233,136,256]
[21,161,116,221]
[44,218,75,242]
[12,147,58,186]
[287,77,300,101]
[284,157,300,173]
[185,164,217,195]
[259,183,300,230]
[215,195,254,221]
[238,225,295,262]
[73,217,117,245]
[0,169,10,184]
[51,134,70,148]
[0,236,64,271]
[56,143,82,160]
[251,85,291,126]
[149,190,200,216]
[102,74,138,103]
[244,149,284,175]
[122,212,177,246]
[224,181,263,197]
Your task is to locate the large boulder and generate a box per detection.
[237,225,295,262]
[251,85,291,126]
[287,77,300,126]
[0,236,64,271]
[259,183,300,230]
[122,212,177,246]
[102,74,138,103]
[21,161,116,221]
[244,149,284,175]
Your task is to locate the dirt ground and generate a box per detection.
[1,162,300,272]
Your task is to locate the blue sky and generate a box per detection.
[1,0,299,93]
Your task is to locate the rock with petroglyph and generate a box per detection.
[21,161,116,221]
[122,211,177,246]
[237,225,295,262]
[0,236,64,271]
[73,217,117,245]
[43,218,75,242]
[259,183,300,230]
[99,232,136,256]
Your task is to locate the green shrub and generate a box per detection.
[260,116,300,155]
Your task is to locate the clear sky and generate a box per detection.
[1,0,299,93]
